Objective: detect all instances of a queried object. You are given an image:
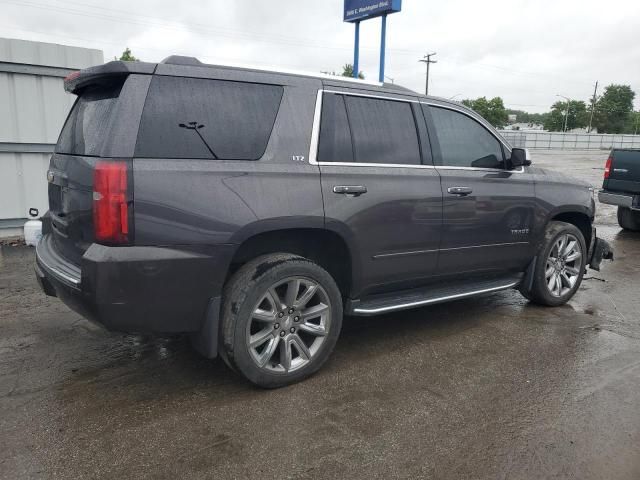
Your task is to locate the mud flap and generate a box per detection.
[520,256,537,293]
[190,296,221,359]
[589,238,614,271]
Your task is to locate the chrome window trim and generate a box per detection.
[323,89,420,103]
[308,89,525,174]
[314,161,435,169]
[438,165,525,173]
[308,89,323,165]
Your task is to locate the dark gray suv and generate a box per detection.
[36,56,613,387]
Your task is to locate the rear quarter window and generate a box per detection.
[135,76,284,160]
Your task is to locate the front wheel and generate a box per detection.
[220,253,343,388]
[520,221,587,306]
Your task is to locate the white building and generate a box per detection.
[0,38,103,238]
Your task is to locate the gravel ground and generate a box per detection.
[1,149,639,479]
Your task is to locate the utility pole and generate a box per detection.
[588,81,598,133]
[556,94,571,132]
[419,52,437,96]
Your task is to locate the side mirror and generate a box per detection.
[509,148,531,168]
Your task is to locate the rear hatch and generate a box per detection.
[48,63,153,265]
[603,149,640,194]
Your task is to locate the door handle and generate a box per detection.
[447,186,473,196]
[333,185,367,197]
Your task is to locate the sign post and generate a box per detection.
[353,20,360,79]
[344,0,402,82]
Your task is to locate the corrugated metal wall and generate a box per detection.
[0,37,103,237]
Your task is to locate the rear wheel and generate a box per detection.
[617,207,640,231]
[520,221,587,306]
[221,253,342,388]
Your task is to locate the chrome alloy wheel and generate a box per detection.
[246,276,331,373]
[545,233,582,297]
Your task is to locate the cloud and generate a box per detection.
[2,0,638,112]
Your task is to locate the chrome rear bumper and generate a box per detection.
[598,191,639,210]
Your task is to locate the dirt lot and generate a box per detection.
[1,150,639,479]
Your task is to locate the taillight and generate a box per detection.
[63,70,80,83]
[63,70,80,93]
[93,161,129,244]
[604,155,613,179]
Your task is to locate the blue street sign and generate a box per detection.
[343,0,402,23]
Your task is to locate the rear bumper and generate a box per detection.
[598,191,639,210]
[35,234,233,335]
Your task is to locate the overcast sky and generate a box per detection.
[2,0,639,113]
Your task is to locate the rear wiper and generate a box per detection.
[179,121,219,159]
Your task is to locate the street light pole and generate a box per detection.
[556,94,571,132]
[419,52,437,96]
[588,81,598,133]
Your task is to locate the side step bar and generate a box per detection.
[349,274,523,316]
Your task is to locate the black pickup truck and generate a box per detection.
[599,149,640,231]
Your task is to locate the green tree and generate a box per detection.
[506,109,529,123]
[461,97,507,128]
[543,100,588,132]
[531,112,550,125]
[116,47,139,62]
[543,108,565,132]
[341,63,364,79]
[624,111,640,134]
[505,109,549,126]
[593,84,635,133]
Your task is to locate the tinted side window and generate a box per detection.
[318,93,353,162]
[56,84,122,156]
[136,76,283,160]
[428,106,504,169]
[344,95,420,165]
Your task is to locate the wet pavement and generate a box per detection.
[1,150,639,479]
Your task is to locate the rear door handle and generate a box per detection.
[447,186,473,196]
[333,185,367,197]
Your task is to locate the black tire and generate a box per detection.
[519,221,587,307]
[617,207,640,231]
[220,253,343,388]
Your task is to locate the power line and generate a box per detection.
[0,0,600,89]
[0,23,329,71]
[1,0,417,56]
[4,0,629,107]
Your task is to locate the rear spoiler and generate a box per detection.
[64,60,156,94]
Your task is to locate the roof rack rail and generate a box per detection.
[158,55,383,86]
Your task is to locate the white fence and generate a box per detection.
[498,131,640,150]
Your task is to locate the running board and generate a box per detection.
[349,274,523,316]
